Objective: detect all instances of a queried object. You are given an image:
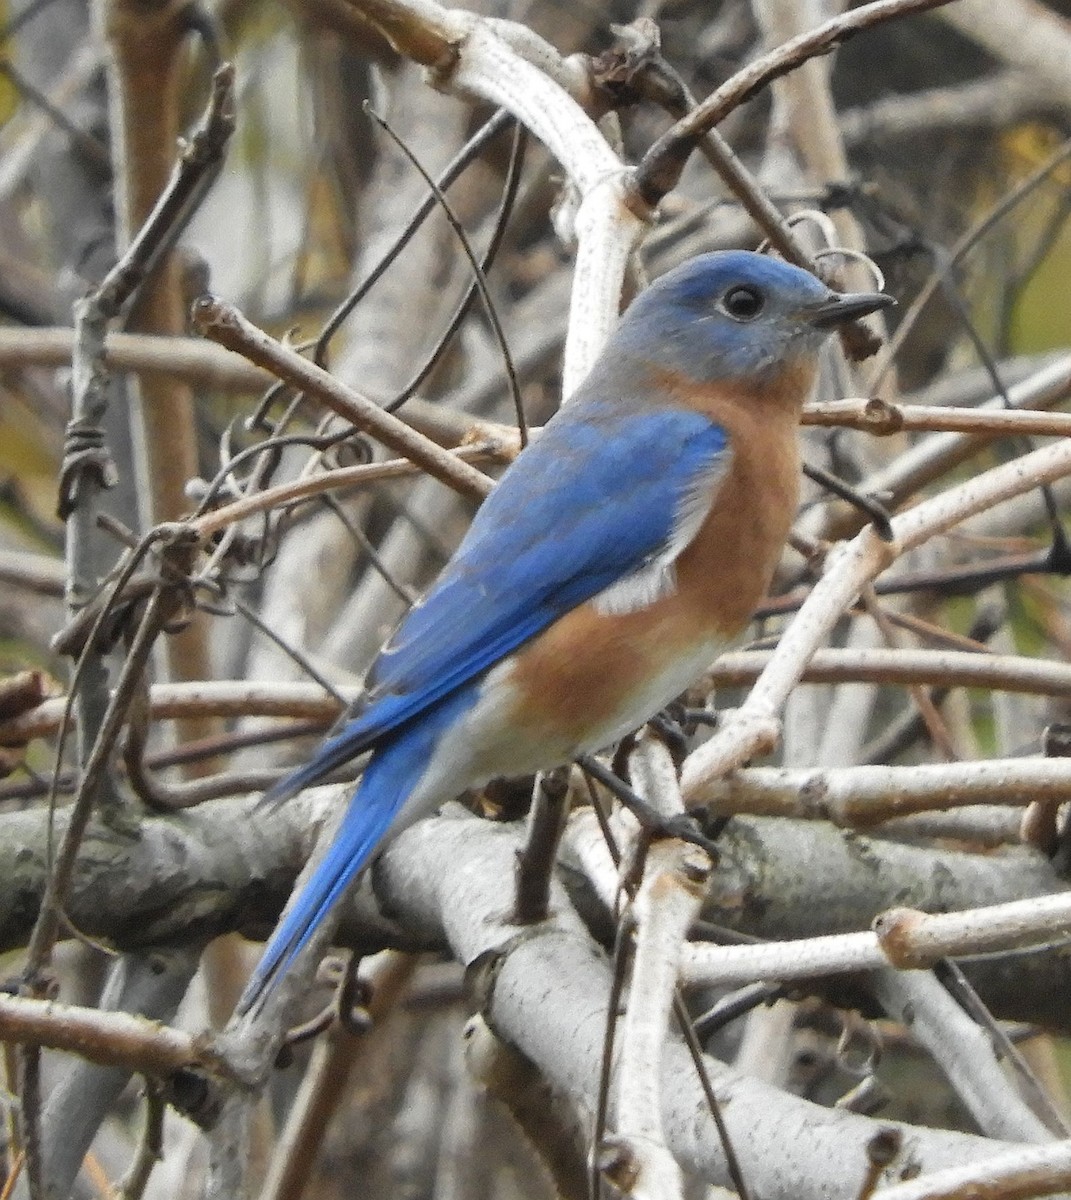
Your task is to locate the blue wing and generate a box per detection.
[262,398,729,804]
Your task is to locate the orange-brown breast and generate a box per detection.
[502,362,813,749]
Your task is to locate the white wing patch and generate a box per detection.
[592,559,676,617]
[592,449,733,617]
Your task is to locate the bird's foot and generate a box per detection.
[654,813,722,861]
[645,706,691,767]
[576,754,721,861]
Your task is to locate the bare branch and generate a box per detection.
[192,295,493,500]
[702,758,1071,825]
[682,432,1071,800]
[872,1140,1071,1200]
[633,0,958,205]
[0,992,215,1077]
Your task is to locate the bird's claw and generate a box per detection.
[646,707,691,767]
[577,754,721,860]
[656,813,721,861]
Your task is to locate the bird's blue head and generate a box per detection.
[613,250,893,384]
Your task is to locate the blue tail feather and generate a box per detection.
[236,767,404,1014]
[256,690,430,811]
[236,683,481,1016]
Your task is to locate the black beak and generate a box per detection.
[806,291,896,329]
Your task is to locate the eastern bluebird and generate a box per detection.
[236,250,892,1014]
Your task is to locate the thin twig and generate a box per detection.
[0,994,214,1076]
[386,122,528,421]
[312,109,514,369]
[0,325,271,390]
[869,136,1071,391]
[802,397,1071,438]
[700,756,1071,825]
[633,0,958,205]
[190,442,505,540]
[682,890,1071,988]
[115,1082,165,1200]
[858,586,958,761]
[191,296,494,501]
[364,103,526,444]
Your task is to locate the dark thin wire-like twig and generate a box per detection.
[125,762,293,809]
[245,378,298,436]
[933,264,1068,553]
[312,109,514,369]
[858,593,1006,762]
[0,59,110,171]
[671,992,753,1200]
[191,427,359,519]
[802,462,894,541]
[693,983,785,1040]
[364,103,527,447]
[591,853,644,1200]
[202,390,307,578]
[387,122,528,417]
[230,598,347,706]
[869,135,1071,390]
[589,933,623,1200]
[581,769,622,869]
[318,492,415,608]
[577,754,722,855]
[933,959,1071,1137]
[756,544,1071,620]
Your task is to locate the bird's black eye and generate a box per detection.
[720,285,765,321]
